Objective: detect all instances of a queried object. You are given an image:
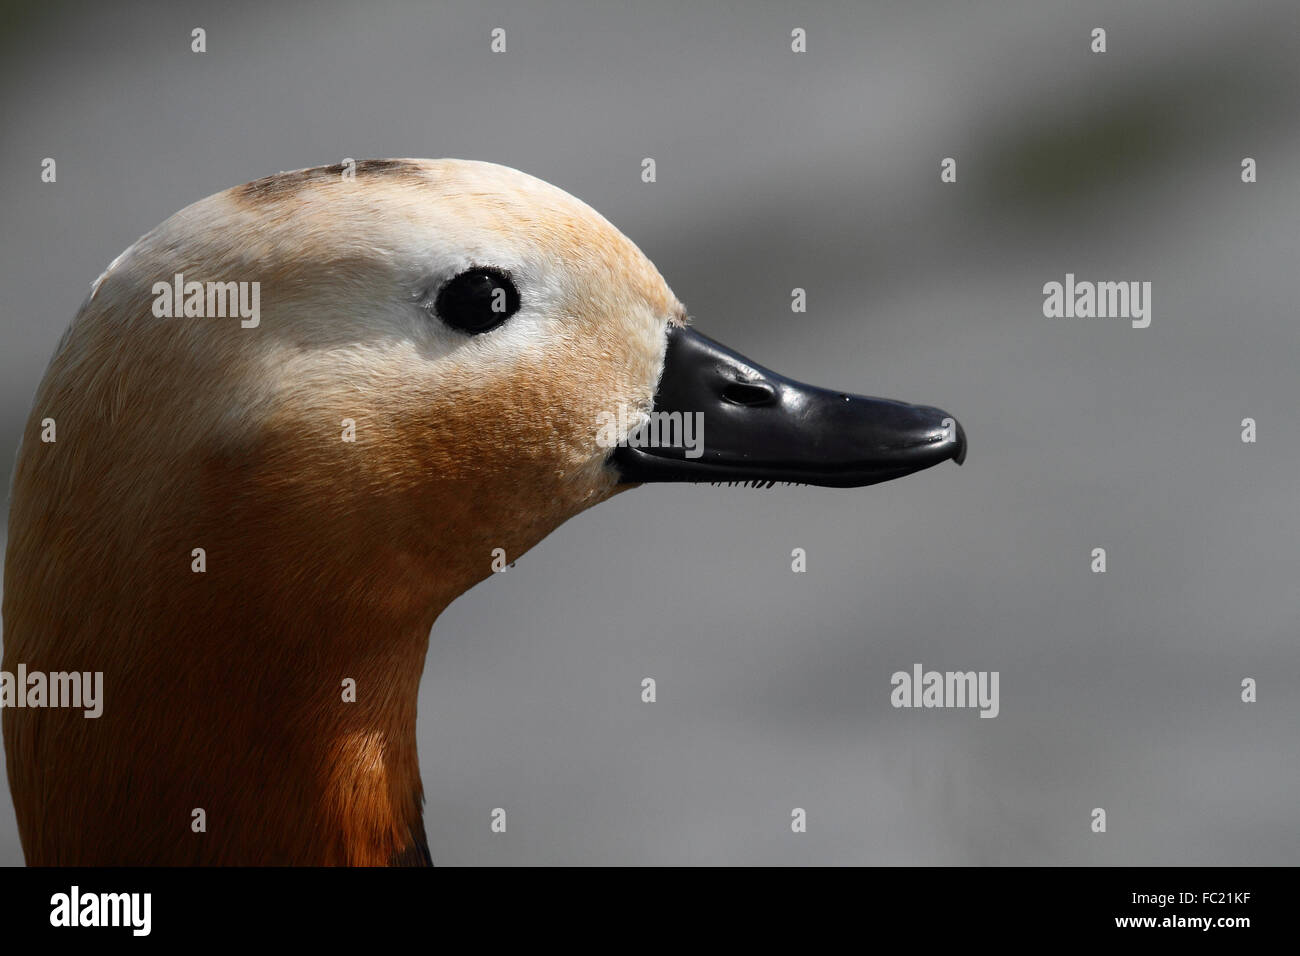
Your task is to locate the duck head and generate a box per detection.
[2,159,964,865]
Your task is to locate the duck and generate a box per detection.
[2,159,966,865]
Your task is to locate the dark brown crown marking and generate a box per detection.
[233,159,426,205]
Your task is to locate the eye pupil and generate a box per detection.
[434,268,520,334]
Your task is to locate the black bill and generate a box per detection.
[612,326,967,488]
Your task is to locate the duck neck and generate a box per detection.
[7,586,445,866]
[303,631,434,867]
[200,570,447,866]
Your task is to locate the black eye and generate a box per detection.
[433,268,520,334]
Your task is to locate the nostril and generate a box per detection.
[722,381,777,407]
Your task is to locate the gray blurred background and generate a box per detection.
[2,0,1298,865]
